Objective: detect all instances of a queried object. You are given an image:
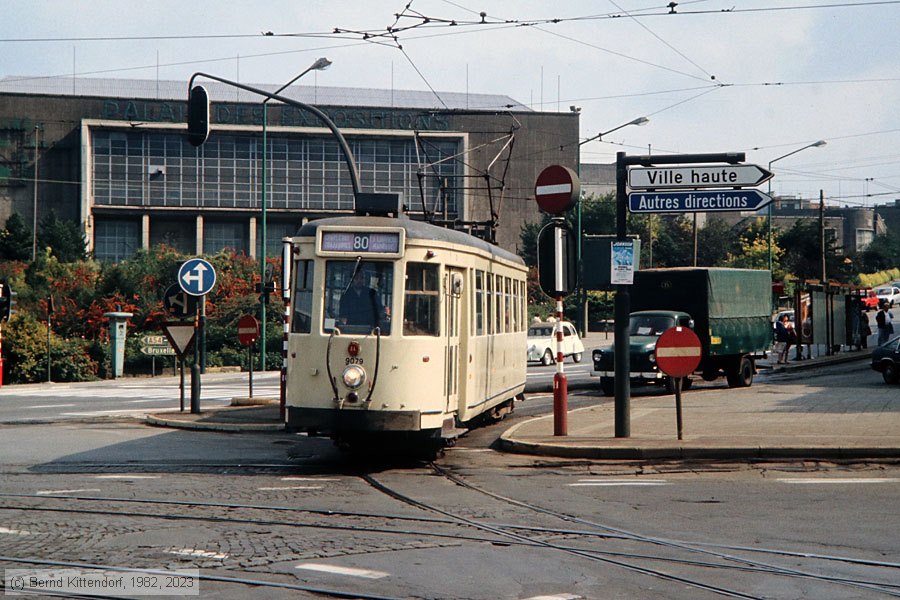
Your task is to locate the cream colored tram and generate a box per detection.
[285,215,527,445]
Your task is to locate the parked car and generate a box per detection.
[863,289,880,310]
[871,335,900,383]
[875,286,900,308]
[527,320,585,365]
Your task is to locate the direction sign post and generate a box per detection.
[655,326,703,441]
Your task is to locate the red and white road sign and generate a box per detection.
[237,314,260,346]
[534,165,580,214]
[655,326,702,378]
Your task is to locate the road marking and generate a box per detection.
[36,489,101,495]
[523,595,582,600]
[257,486,324,491]
[569,479,669,487]
[94,475,161,480]
[295,563,389,579]
[280,477,340,482]
[25,404,76,409]
[0,527,30,535]
[167,548,229,559]
[777,478,899,484]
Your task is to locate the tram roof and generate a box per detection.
[295,216,524,265]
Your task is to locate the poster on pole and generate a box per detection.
[610,240,635,285]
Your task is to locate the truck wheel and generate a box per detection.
[572,352,583,363]
[541,349,554,366]
[726,357,754,388]
[600,377,614,396]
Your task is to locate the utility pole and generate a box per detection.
[819,189,826,283]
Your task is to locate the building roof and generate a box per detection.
[0,75,531,112]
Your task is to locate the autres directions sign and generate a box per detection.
[628,190,773,214]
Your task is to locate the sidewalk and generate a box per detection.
[146,345,900,461]
[503,346,900,460]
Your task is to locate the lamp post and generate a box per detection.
[766,140,826,274]
[259,57,331,371]
[32,125,40,262]
[576,116,648,336]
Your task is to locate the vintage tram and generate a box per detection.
[284,213,528,447]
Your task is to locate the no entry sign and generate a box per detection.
[655,326,702,378]
[237,314,260,346]
[534,165,580,214]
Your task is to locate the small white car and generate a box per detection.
[527,320,585,365]
[876,286,900,308]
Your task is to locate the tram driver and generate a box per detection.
[339,270,385,330]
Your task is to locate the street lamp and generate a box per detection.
[575,116,649,336]
[766,139,827,274]
[259,57,332,372]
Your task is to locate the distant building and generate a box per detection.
[579,163,615,198]
[0,76,578,261]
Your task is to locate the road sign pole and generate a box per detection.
[179,359,185,412]
[248,344,254,399]
[190,306,201,414]
[553,295,568,436]
[675,377,684,440]
[614,152,631,438]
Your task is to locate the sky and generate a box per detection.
[3,0,899,209]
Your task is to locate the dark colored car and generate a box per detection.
[871,335,900,383]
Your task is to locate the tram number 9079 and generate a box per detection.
[346,357,364,365]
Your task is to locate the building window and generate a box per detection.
[204,221,247,255]
[856,228,874,252]
[257,221,300,258]
[94,219,140,262]
[91,130,462,217]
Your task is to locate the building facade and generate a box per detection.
[0,76,579,260]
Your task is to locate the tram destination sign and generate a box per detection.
[629,164,773,190]
[628,190,773,214]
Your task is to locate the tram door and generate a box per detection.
[444,268,464,414]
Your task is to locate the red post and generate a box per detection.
[552,296,567,436]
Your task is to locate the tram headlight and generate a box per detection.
[342,364,367,389]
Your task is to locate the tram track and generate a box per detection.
[362,465,900,599]
[2,475,899,599]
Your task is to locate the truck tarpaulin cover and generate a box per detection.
[630,268,771,357]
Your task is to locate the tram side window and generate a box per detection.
[323,260,393,335]
[404,263,439,336]
[475,270,484,336]
[292,260,314,333]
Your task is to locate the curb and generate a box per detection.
[145,414,284,433]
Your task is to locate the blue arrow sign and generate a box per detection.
[178,258,217,296]
[628,190,772,214]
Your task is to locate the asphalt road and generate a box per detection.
[0,359,897,599]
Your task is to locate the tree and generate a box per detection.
[37,211,87,262]
[0,213,32,261]
[857,232,900,273]
[779,219,848,282]
[696,217,742,267]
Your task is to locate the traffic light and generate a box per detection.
[254,281,276,304]
[0,280,16,322]
[187,85,211,147]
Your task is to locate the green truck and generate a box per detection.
[592,268,772,395]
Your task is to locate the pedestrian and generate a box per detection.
[859,309,871,349]
[876,300,894,346]
[774,314,791,364]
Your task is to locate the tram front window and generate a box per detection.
[324,261,393,335]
